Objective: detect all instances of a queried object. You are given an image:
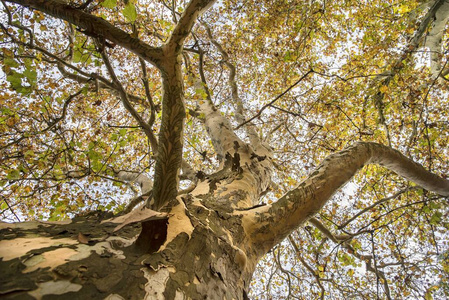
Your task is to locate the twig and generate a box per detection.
[1,197,21,222]
[96,38,154,140]
[338,187,418,229]
[235,69,314,130]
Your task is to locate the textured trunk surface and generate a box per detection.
[0,198,259,300]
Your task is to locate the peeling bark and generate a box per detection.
[0,201,256,300]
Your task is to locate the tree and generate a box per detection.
[1,0,448,298]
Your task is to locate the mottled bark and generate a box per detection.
[151,0,216,209]
[425,0,449,79]
[0,200,256,300]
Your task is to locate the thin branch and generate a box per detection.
[131,24,159,153]
[96,39,154,142]
[338,187,419,229]
[288,235,326,299]
[1,197,21,222]
[236,69,314,130]
[370,231,392,299]
[1,0,34,45]
[308,218,394,298]
[39,90,83,134]
[75,0,94,10]
[5,0,163,65]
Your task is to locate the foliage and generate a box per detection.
[0,0,448,298]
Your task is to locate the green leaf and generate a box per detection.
[430,212,442,225]
[119,128,127,136]
[6,169,20,180]
[6,72,23,89]
[73,49,92,64]
[23,68,37,87]
[6,72,31,94]
[0,201,8,210]
[3,57,19,68]
[122,2,137,23]
[429,202,440,210]
[73,49,82,63]
[87,149,101,161]
[101,0,117,9]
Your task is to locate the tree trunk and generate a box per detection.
[2,140,448,299]
[0,203,258,299]
[0,126,274,299]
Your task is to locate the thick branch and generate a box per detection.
[242,142,449,253]
[150,0,217,210]
[5,0,163,66]
[185,53,244,161]
[151,58,185,209]
[425,0,449,79]
[164,0,216,54]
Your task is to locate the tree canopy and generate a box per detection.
[1,0,448,298]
